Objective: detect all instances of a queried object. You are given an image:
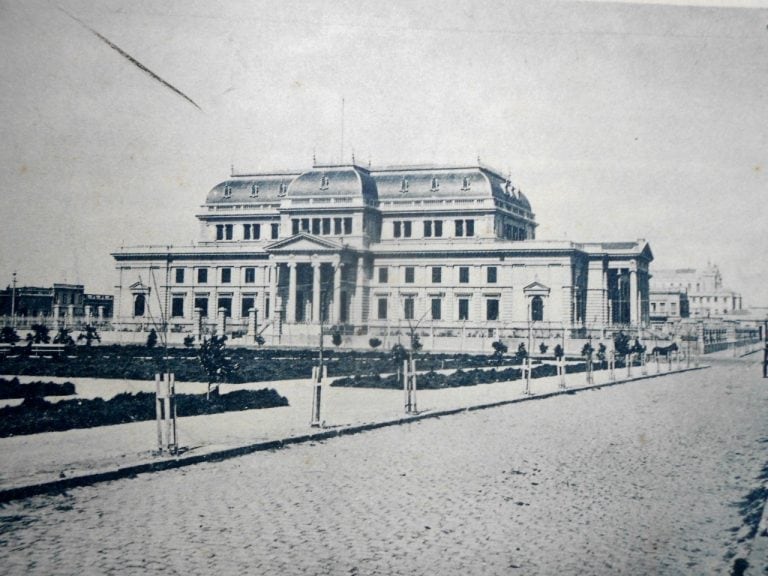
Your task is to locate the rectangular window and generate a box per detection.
[405,267,415,283]
[344,217,353,235]
[322,218,331,235]
[434,220,443,237]
[221,268,232,283]
[404,298,415,320]
[432,267,442,283]
[244,267,256,283]
[225,224,233,240]
[487,266,497,283]
[171,296,184,318]
[175,268,185,284]
[378,267,388,283]
[424,221,432,237]
[459,267,469,283]
[455,220,464,237]
[431,298,442,320]
[334,218,342,234]
[241,297,255,318]
[312,218,321,235]
[671,302,677,314]
[403,221,412,237]
[651,302,656,313]
[292,219,300,235]
[486,298,499,321]
[265,294,270,319]
[458,298,469,320]
[377,298,388,320]
[216,224,224,240]
[243,224,251,240]
[466,220,475,237]
[394,221,402,238]
[301,218,310,232]
[197,268,208,284]
[271,223,279,239]
[217,297,232,318]
[253,224,261,239]
[194,296,208,317]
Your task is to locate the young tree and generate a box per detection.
[369,337,382,349]
[197,335,238,399]
[146,328,158,349]
[490,340,508,366]
[0,326,20,345]
[539,342,549,355]
[77,325,101,347]
[554,344,564,360]
[331,329,342,348]
[26,324,51,345]
[183,335,195,348]
[515,342,528,363]
[391,343,408,384]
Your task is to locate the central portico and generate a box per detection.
[266,233,368,326]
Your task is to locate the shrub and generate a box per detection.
[490,340,508,366]
[1,326,20,345]
[369,337,382,349]
[539,342,549,354]
[0,377,75,399]
[146,329,158,349]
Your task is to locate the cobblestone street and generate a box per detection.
[1,360,766,575]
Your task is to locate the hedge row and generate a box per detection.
[0,377,75,399]
[0,388,289,437]
[0,345,523,383]
[331,361,609,389]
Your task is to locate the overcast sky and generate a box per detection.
[1,0,766,305]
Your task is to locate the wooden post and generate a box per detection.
[155,373,177,453]
[558,357,566,389]
[609,351,616,382]
[403,359,409,413]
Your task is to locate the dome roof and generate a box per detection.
[287,167,378,201]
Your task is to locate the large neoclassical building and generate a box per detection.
[113,162,652,346]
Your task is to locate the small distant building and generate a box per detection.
[0,283,114,320]
[650,264,742,319]
[649,289,689,324]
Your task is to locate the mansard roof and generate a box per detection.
[203,162,531,210]
[206,172,300,204]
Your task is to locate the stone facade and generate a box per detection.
[650,265,742,319]
[112,163,653,342]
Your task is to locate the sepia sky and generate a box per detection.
[1,0,766,305]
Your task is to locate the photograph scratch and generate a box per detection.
[56,5,202,112]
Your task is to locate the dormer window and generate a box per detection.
[461,176,471,191]
[278,181,288,197]
[319,173,329,190]
[400,177,409,194]
[430,177,440,191]
[250,183,259,197]
[223,185,232,198]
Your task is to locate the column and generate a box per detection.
[217,307,227,335]
[353,258,366,325]
[85,305,93,326]
[629,269,638,325]
[66,304,75,327]
[312,262,322,324]
[287,262,297,323]
[53,304,61,330]
[97,305,105,323]
[269,264,278,322]
[333,263,342,324]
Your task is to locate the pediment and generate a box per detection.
[129,281,151,293]
[265,233,344,253]
[523,281,550,294]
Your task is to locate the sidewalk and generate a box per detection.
[0,360,708,502]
